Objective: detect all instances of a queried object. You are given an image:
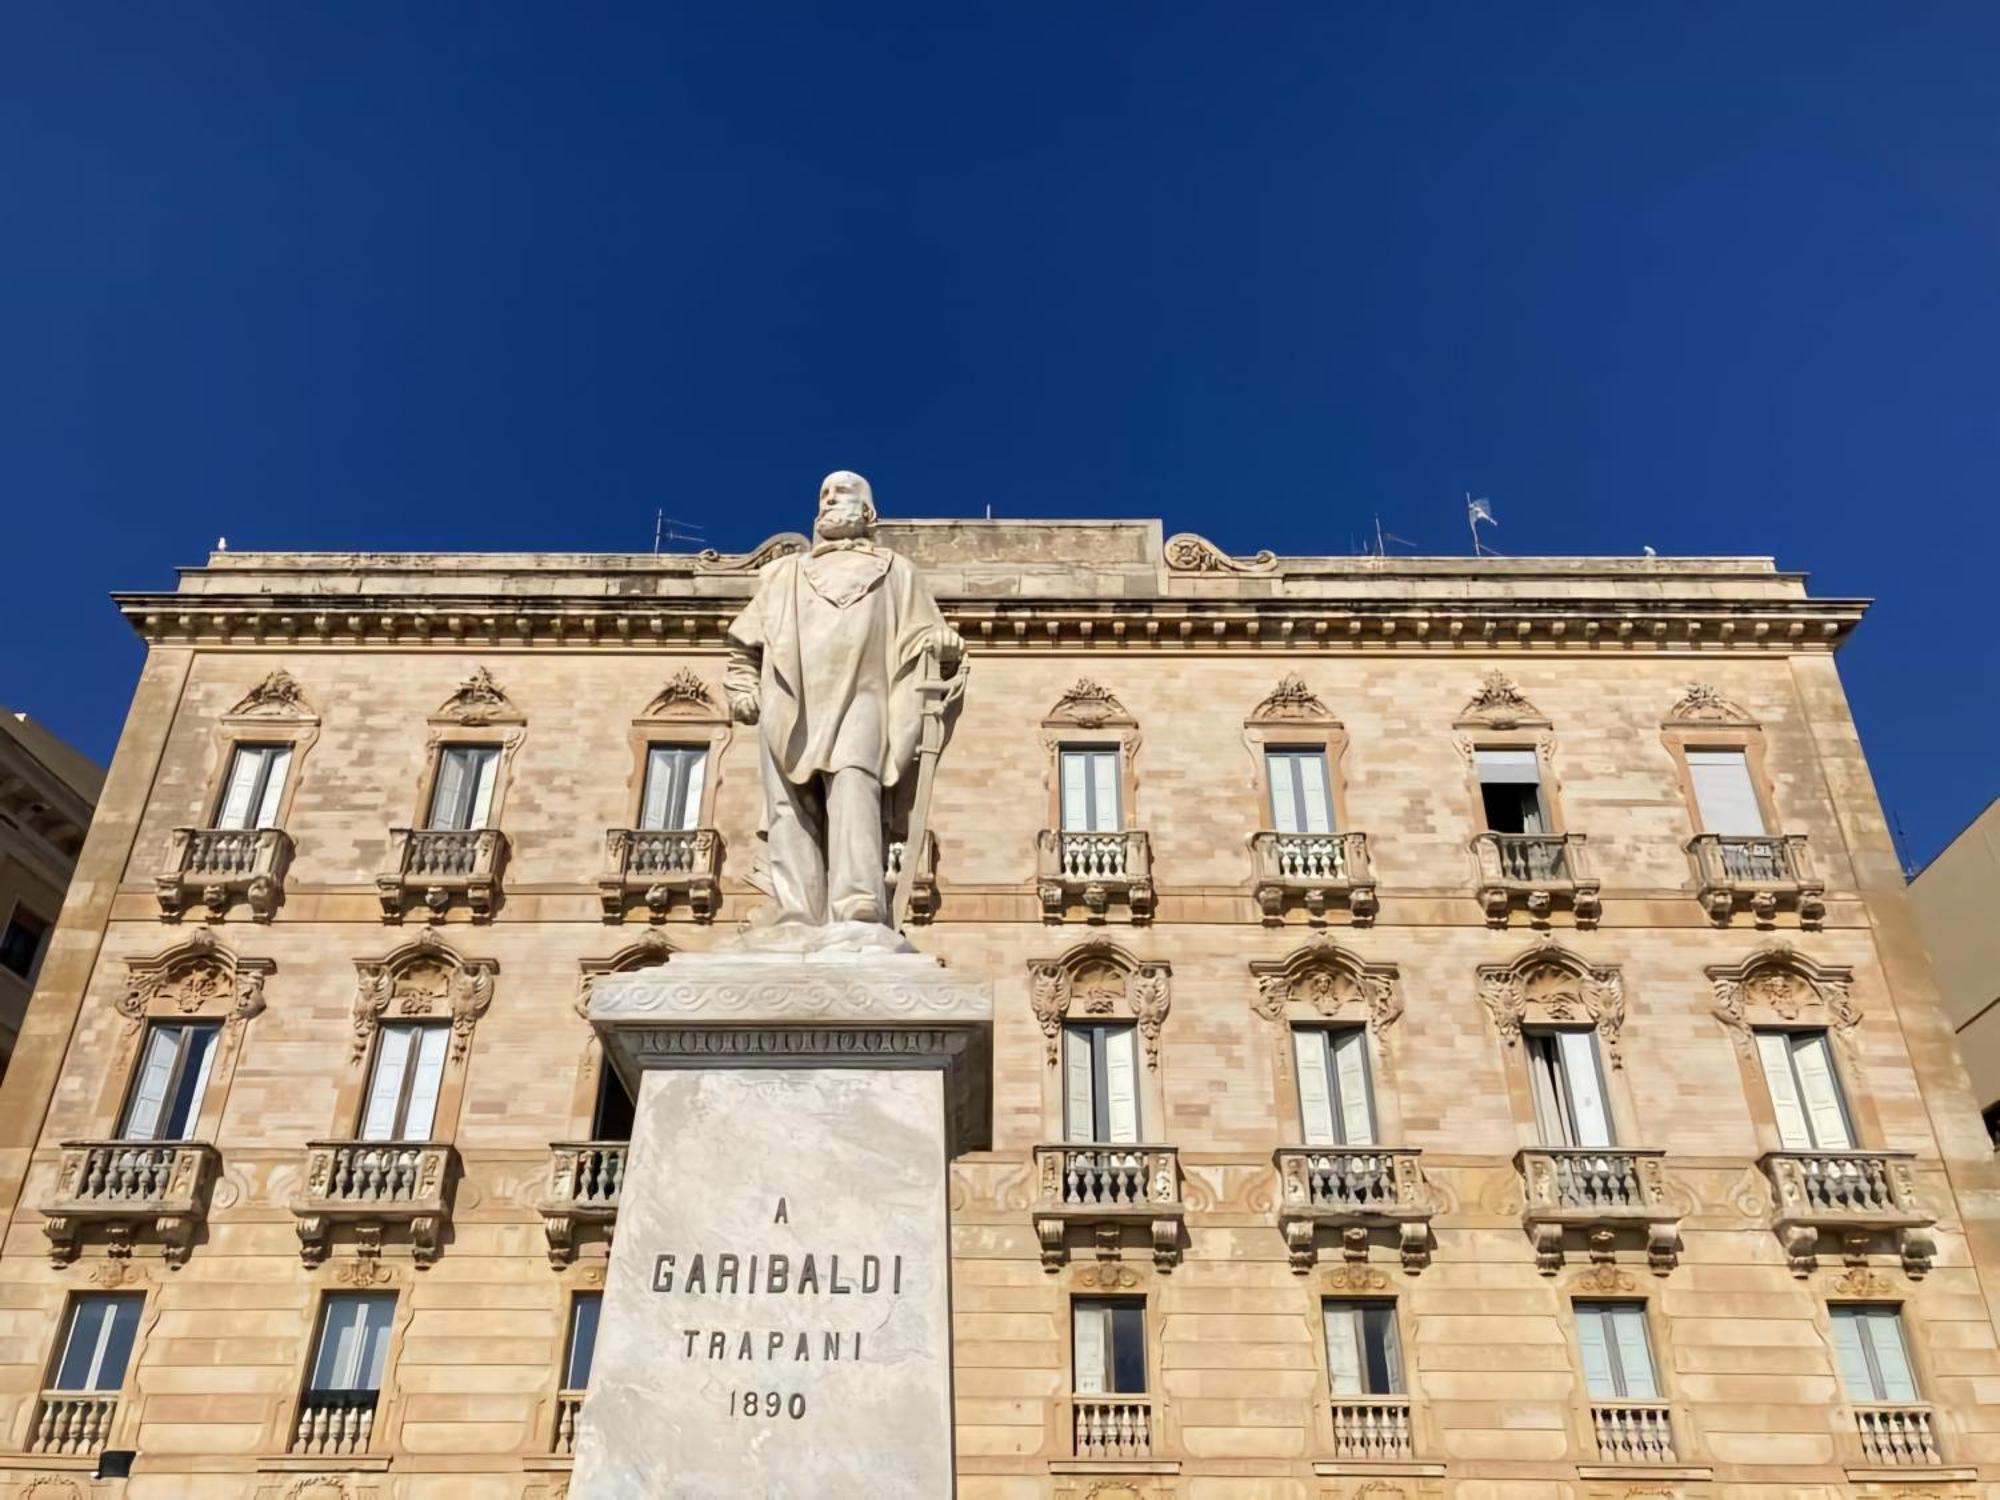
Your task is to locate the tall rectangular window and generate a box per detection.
[427,746,500,831]
[308,1294,396,1396]
[358,1024,449,1142]
[52,1295,142,1392]
[1830,1305,1919,1403]
[1072,1299,1146,1394]
[1063,1023,1140,1144]
[1292,1027,1375,1147]
[214,743,293,830]
[563,1294,603,1390]
[1476,749,1549,834]
[1059,747,1122,832]
[0,906,51,981]
[592,1067,636,1141]
[639,745,708,832]
[1574,1301,1659,1399]
[1266,749,1334,835]
[1686,749,1765,836]
[1323,1300,1403,1396]
[1756,1030,1854,1151]
[1527,1030,1614,1148]
[119,1021,221,1141]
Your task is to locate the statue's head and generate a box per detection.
[816,471,877,541]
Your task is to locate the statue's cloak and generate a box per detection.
[725,543,944,788]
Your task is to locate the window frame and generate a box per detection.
[302,1291,399,1400]
[1754,1026,1857,1151]
[117,1019,223,1142]
[1828,1302,1923,1406]
[48,1292,145,1395]
[0,900,51,984]
[1291,1023,1377,1147]
[423,742,504,832]
[1057,743,1125,833]
[1572,1299,1662,1401]
[356,1022,452,1142]
[562,1291,603,1392]
[1070,1295,1148,1397]
[1061,1020,1143,1144]
[1321,1297,1405,1398]
[637,743,711,833]
[1473,746,1555,835]
[1525,1026,1617,1149]
[1663,717,1784,844]
[210,741,295,831]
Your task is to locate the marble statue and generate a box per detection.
[724,471,963,948]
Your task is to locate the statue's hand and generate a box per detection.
[925,624,965,665]
[727,689,760,725]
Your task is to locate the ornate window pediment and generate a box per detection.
[1249,936,1400,1036]
[116,930,272,1033]
[1708,942,1859,1051]
[1478,939,1625,1066]
[640,669,723,721]
[433,666,523,729]
[1027,940,1170,1067]
[225,669,316,723]
[1456,670,1549,730]
[352,931,497,1063]
[1044,678,1135,734]
[1249,672,1337,725]
[1666,681,1755,725]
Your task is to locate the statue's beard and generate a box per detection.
[816,511,872,542]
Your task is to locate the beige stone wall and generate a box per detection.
[0,531,1994,1497]
[1911,798,2000,1119]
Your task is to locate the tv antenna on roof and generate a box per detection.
[1370,514,1415,559]
[653,509,706,555]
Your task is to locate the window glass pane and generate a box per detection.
[1861,1308,1918,1402]
[566,1295,603,1388]
[1072,1302,1108,1394]
[253,745,293,827]
[1687,749,1765,836]
[56,1296,141,1391]
[1575,1303,1620,1397]
[163,1024,220,1140]
[400,1026,449,1139]
[359,1026,414,1141]
[1108,1303,1147,1393]
[121,1026,183,1141]
[1830,1306,1881,1399]
[313,1294,396,1392]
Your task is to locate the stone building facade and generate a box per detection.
[1909,798,2000,1142]
[0,519,1994,1499]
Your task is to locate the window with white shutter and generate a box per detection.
[1063,1023,1141,1144]
[214,744,293,830]
[1292,1027,1376,1147]
[1266,749,1334,835]
[1527,1029,1615,1148]
[1475,749,1549,834]
[1755,1030,1854,1151]
[359,1024,450,1141]
[1686,749,1766,836]
[1574,1301,1660,1399]
[1830,1304,1919,1403]
[428,746,501,830]
[119,1022,221,1142]
[1072,1299,1146,1394]
[639,745,708,832]
[1059,747,1122,832]
[1323,1300,1403,1396]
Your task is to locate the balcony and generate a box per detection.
[1329,1397,1414,1460]
[1855,1403,1941,1466]
[377,828,507,922]
[885,830,939,923]
[1250,832,1378,925]
[1274,1146,1431,1272]
[1036,830,1154,922]
[551,1389,587,1456]
[598,828,722,923]
[1517,1147,1680,1273]
[41,1140,218,1267]
[1688,834,1826,928]
[292,1140,455,1267]
[1072,1394,1152,1459]
[1591,1400,1677,1463]
[156,827,293,922]
[1032,1144,1183,1270]
[27,1392,119,1456]
[539,1141,626,1268]
[1761,1149,1935,1276]
[292,1390,378,1457]
[1473,833,1600,927]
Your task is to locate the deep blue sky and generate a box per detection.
[4,5,1996,865]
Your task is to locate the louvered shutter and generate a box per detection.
[1791,1034,1853,1150]
[1323,1304,1363,1396]
[1104,1027,1140,1144]
[1294,1030,1336,1146]
[1576,1304,1618,1397]
[1073,1304,1108,1394]
[402,1026,449,1139]
[1687,749,1765,836]
[1333,1029,1375,1146]
[1756,1032,1813,1149]
[1063,1029,1096,1142]
[1558,1031,1613,1147]
[216,748,265,830]
[122,1027,181,1141]
[253,746,291,827]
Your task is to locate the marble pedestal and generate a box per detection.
[572,950,991,1499]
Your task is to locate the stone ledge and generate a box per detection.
[1575,1462,1714,1481]
[253,1455,394,1472]
[0,1455,99,1471]
[1047,1459,1183,1475]
[1845,1465,1980,1482]
[1312,1460,1449,1478]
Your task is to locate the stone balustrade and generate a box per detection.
[292,1140,455,1267]
[1032,1144,1183,1270]
[1471,831,1600,927]
[1274,1146,1431,1272]
[28,1392,118,1455]
[42,1140,217,1267]
[598,827,722,922]
[1072,1395,1152,1459]
[1688,833,1825,927]
[1854,1403,1940,1466]
[157,826,293,921]
[377,827,507,922]
[1517,1147,1680,1273]
[292,1390,377,1457]
[1035,829,1154,921]
[1249,831,1377,924]
[1328,1397,1414,1459]
[551,1389,587,1455]
[539,1140,627,1267]
[1761,1149,1935,1276]
[1591,1399,1677,1462]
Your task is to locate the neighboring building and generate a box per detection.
[0,708,102,1076]
[1911,797,2000,1143]
[0,521,1995,1497]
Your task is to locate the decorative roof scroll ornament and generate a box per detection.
[436,666,521,726]
[1163,532,1278,575]
[227,669,312,718]
[1250,673,1334,723]
[695,532,809,573]
[642,668,718,718]
[1458,670,1547,728]
[1708,942,1861,1055]
[1478,940,1626,1066]
[1667,682,1753,723]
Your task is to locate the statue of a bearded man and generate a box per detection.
[724,472,963,943]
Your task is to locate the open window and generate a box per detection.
[1323,1300,1403,1397]
[358,1023,449,1142]
[1063,1022,1141,1144]
[1476,749,1550,834]
[1267,748,1335,835]
[1831,1304,1919,1403]
[639,745,708,833]
[51,1294,141,1395]
[214,743,293,831]
[1060,746,1123,833]
[1072,1298,1146,1395]
[1526,1029,1615,1148]
[427,745,501,831]
[1292,1026,1375,1147]
[1757,1030,1854,1151]
[119,1021,220,1142]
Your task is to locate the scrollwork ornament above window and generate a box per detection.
[1708,942,1860,1056]
[1249,936,1402,1038]
[352,930,497,1063]
[227,668,314,720]
[116,929,272,1035]
[1249,672,1335,724]
[1666,681,1754,724]
[1457,670,1549,729]
[1027,940,1171,1068]
[434,666,523,727]
[1477,939,1626,1067]
[1045,678,1134,732]
[641,668,720,719]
